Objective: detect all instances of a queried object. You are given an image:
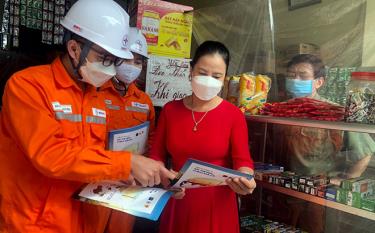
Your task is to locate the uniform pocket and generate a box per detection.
[131,112,148,124]
[90,123,107,141]
[60,120,81,139]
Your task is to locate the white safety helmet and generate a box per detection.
[128,27,149,58]
[61,0,133,59]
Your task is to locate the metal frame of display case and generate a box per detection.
[246,115,375,221]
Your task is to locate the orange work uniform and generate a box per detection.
[0,58,132,233]
[100,82,155,233]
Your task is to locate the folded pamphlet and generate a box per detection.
[78,159,253,220]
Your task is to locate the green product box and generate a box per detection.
[342,177,363,190]
[351,179,375,196]
[347,191,361,208]
[361,196,375,212]
[336,188,348,204]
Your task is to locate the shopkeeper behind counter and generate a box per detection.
[280,54,375,180]
[269,54,375,233]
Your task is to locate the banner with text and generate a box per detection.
[146,55,192,106]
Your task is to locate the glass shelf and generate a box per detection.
[246,115,375,134]
[258,181,375,221]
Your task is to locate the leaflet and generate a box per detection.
[170,159,253,188]
[78,159,253,220]
[78,181,172,221]
[107,121,149,154]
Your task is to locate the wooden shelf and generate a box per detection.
[258,181,375,221]
[246,115,375,134]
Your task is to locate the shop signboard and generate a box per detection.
[146,55,191,106]
[132,0,193,59]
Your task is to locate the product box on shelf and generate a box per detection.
[351,179,374,195]
[361,195,375,212]
[325,186,339,201]
[317,185,328,198]
[336,188,349,204]
[129,0,193,58]
[342,177,364,191]
[306,175,329,187]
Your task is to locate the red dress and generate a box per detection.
[150,99,254,233]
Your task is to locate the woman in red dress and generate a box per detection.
[150,41,256,233]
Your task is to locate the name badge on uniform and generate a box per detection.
[131,102,149,110]
[52,101,62,111]
[61,105,72,114]
[92,108,106,118]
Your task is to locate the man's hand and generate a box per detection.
[130,154,176,187]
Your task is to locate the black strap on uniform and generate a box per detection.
[63,31,93,79]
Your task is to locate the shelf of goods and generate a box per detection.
[246,115,375,134]
[257,180,375,221]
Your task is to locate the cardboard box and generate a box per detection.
[285,43,320,58]
[131,0,193,58]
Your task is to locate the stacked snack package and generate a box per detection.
[261,97,345,121]
[226,73,271,114]
[318,67,356,106]
[345,72,375,124]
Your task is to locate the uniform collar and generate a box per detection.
[52,57,81,89]
[126,83,142,98]
[101,80,142,98]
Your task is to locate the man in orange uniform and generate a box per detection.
[0,1,174,232]
[104,28,155,140]
[102,27,155,233]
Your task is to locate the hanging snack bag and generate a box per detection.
[239,73,256,108]
[243,74,271,114]
[227,76,240,105]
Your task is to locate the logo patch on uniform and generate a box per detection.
[131,102,149,110]
[51,101,62,111]
[92,108,106,118]
[61,105,72,114]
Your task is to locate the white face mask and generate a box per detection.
[191,75,223,101]
[79,59,116,87]
[115,63,142,84]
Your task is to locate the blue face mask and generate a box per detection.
[285,78,313,98]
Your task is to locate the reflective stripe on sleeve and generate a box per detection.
[55,112,82,122]
[86,116,106,125]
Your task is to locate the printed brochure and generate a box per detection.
[107,121,149,154]
[78,159,253,220]
[78,181,172,221]
[170,158,253,188]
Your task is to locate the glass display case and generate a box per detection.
[241,116,375,233]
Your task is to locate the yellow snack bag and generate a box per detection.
[239,74,256,107]
[255,75,271,93]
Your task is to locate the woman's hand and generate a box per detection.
[226,177,256,195]
[170,187,186,199]
[226,167,256,195]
